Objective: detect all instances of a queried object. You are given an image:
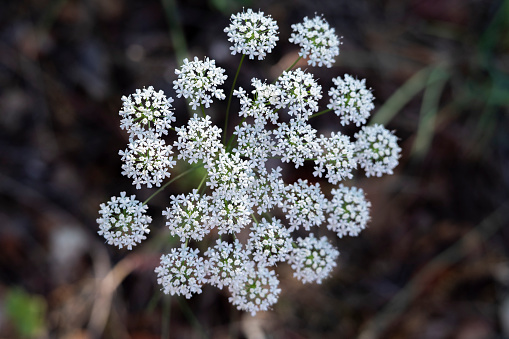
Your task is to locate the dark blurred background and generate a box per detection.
[1,0,508,338]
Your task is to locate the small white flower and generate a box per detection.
[247,218,293,266]
[354,124,401,177]
[289,14,341,68]
[228,264,281,316]
[174,114,223,164]
[155,245,207,299]
[248,167,286,214]
[224,8,279,60]
[234,79,282,125]
[119,131,176,189]
[328,184,371,238]
[205,151,256,234]
[233,120,274,170]
[280,179,327,232]
[162,190,212,242]
[275,68,322,120]
[119,86,175,138]
[97,192,151,250]
[208,191,253,235]
[273,119,320,168]
[173,56,227,110]
[204,239,251,289]
[205,150,255,193]
[288,234,339,284]
[313,132,357,184]
[327,74,375,126]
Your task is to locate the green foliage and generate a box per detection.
[4,288,46,338]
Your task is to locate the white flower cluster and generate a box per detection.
[248,218,292,266]
[174,114,223,164]
[162,189,212,241]
[275,69,322,120]
[328,74,375,126]
[288,233,340,284]
[97,8,402,316]
[224,8,279,60]
[97,192,151,250]
[355,124,401,177]
[118,87,177,189]
[328,185,371,238]
[314,132,357,184]
[173,56,227,110]
[119,86,175,137]
[119,131,176,189]
[204,239,249,289]
[280,179,326,232]
[289,14,342,68]
[155,245,207,298]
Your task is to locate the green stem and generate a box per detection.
[143,163,204,205]
[161,294,171,339]
[251,213,259,224]
[224,54,246,144]
[196,173,207,192]
[310,108,333,119]
[286,55,303,72]
[200,104,206,117]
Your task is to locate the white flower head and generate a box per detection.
[228,264,281,316]
[205,150,255,193]
[248,167,286,214]
[119,86,175,138]
[119,131,176,189]
[289,14,342,68]
[234,78,282,125]
[162,190,212,242]
[208,193,253,235]
[280,179,327,232]
[155,245,207,299]
[328,74,375,126]
[354,124,401,177]
[204,239,251,289]
[275,68,322,120]
[288,234,339,284]
[225,8,279,60]
[313,132,357,184]
[101,9,403,316]
[233,120,274,170]
[173,56,227,110]
[247,218,293,266]
[174,114,223,164]
[272,119,321,168]
[205,151,256,234]
[328,184,371,238]
[97,192,151,250]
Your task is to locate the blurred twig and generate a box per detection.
[358,200,509,339]
[88,254,143,337]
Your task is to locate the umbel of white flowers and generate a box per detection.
[97,8,401,316]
